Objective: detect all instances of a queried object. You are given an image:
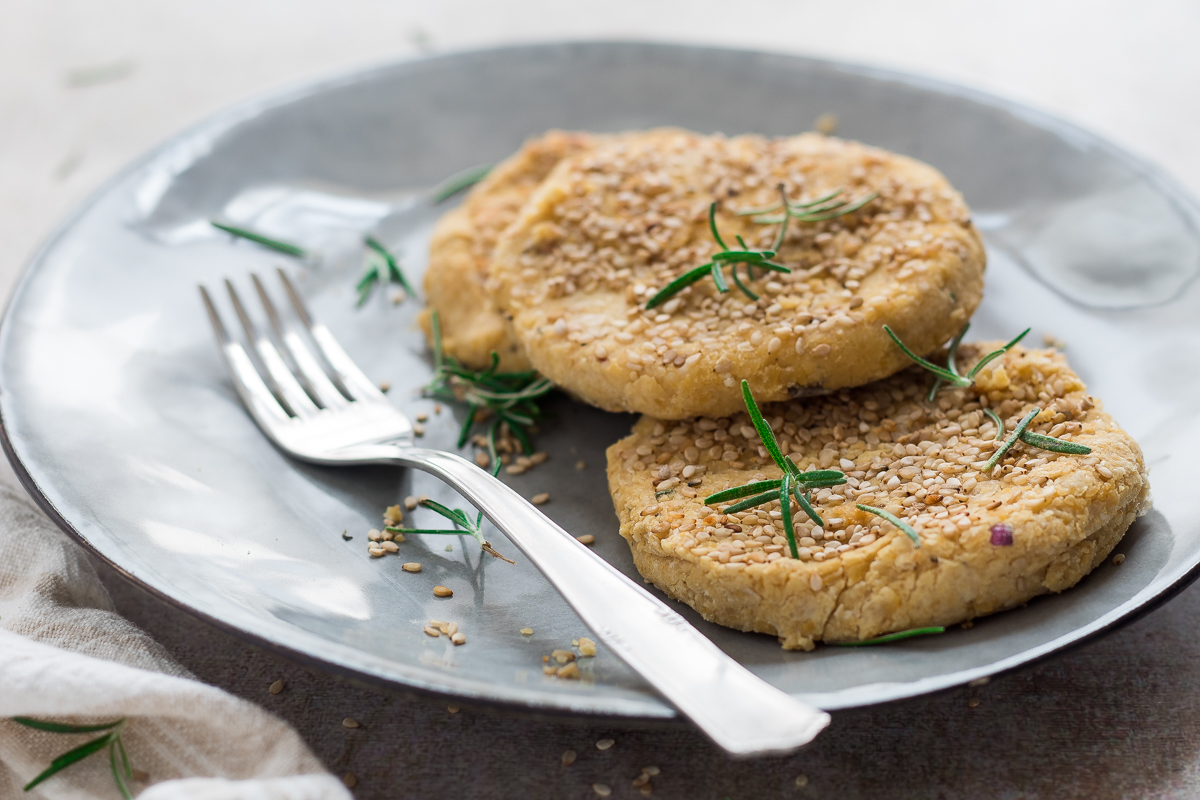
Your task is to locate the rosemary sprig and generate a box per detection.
[14,717,133,798]
[422,311,554,459]
[982,406,1092,473]
[737,187,879,225]
[834,626,946,646]
[431,163,492,203]
[386,493,515,564]
[984,408,1006,440]
[884,323,1030,402]
[210,220,307,257]
[856,503,920,548]
[645,189,793,309]
[356,236,416,306]
[704,381,848,549]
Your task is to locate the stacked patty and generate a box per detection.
[420,128,1148,648]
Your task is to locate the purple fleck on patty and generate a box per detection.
[990,523,1014,546]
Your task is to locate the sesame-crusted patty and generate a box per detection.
[418,131,594,371]
[606,344,1148,650]
[490,130,986,419]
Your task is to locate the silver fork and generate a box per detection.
[199,268,830,756]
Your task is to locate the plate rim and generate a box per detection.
[4,39,1200,718]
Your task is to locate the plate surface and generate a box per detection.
[3,42,1200,717]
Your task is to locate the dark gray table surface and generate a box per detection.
[92,554,1200,800]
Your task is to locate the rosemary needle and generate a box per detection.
[431,163,492,203]
[14,717,134,798]
[834,626,945,646]
[856,503,920,548]
[210,220,307,257]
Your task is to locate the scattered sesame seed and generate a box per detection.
[343,773,358,788]
[596,738,615,751]
[416,412,429,422]
[378,381,391,393]
[531,492,551,505]
[423,625,440,637]
[381,541,399,553]
[451,632,467,645]
[404,496,418,511]
[576,535,595,545]
[643,766,660,776]
[795,774,809,788]
[447,705,460,714]
[433,585,453,597]
[576,460,587,470]
[403,562,422,572]
[342,718,360,729]
[413,424,426,436]
[1113,554,1126,564]
[521,627,534,636]
[593,783,612,797]
[968,677,990,687]
[561,749,577,766]
[557,662,581,679]
[268,679,284,695]
[968,697,980,708]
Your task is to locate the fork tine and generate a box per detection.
[225,279,320,418]
[276,268,385,401]
[199,285,292,426]
[251,273,349,410]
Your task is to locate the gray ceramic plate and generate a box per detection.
[3,42,1199,718]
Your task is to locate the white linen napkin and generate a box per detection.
[0,485,352,799]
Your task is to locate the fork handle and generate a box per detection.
[354,443,829,756]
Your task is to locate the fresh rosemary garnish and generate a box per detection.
[982,406,1092,473]
[984,408,1006,441]
[834,626,946,646]
[431,163,492,203]
[855,503,920,548]
[645,189,793,309]
[14,717,134,798]
[209,220,307,257]
[703,381,923,553]
[884,323,1030,402]
[356,236,416,306]
[736,187,879,225]
[704,380,848,557]
[386,494,515,564]
[422,311,554,460]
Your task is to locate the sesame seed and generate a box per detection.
[809,573,823,591]
[521,627,534,635]
[576,534,596,545]
[596,738,615,751]
[404,496,418,511]
[812,343,831,356]
[451,632,466,645]
[562,749,577,766]
[423,625,440,637]
[403,562,422,572]
[433,585,453,597]
[342,718,360,728]
[531,492,551,505]
[576,460,587,470]
[447,704,460,713]
[268,679,284,695]
[343,773,357,788]
[1113,554,1126,564]
[968,697,980,708]
[593,784,612,797]
[557,662,581,679]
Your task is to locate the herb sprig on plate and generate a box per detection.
[356,236,416,306]
[884,324,1092,471]
[431,163,492,203]
[421,311,554,461]
[704,381,920,555]
[13,716,135,798]
[210,220,307,257]
[736,186,879,225]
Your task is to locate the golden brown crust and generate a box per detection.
[492,130,986,418]
[419,131,594,371]
[606,344,1148,649]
